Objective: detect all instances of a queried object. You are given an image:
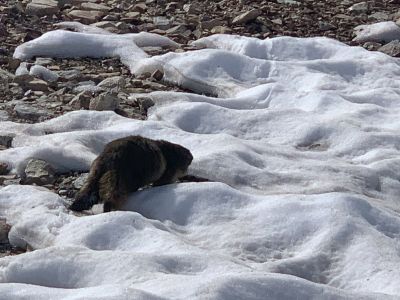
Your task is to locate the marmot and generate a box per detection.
[69,135,193,212]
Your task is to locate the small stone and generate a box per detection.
[363,42,382,51]
[23,159,56,185]
[124,11,140,20]
[97,76,125,91]
[25,79,49,91]
[132,3,147,12]
[0,219,9,244]
[153,16,171,30]
[56,69,82,81]
[232,9,261,25]
[200,19,223,30]
[26,0,59,17]
[80,2,111,12]
[73,173,89,189]
[166,25,188,35]
[69,91,92,109]
[319,22,336,31]
[183,3,200,14]
[0,134,15,148]
[0,162,10,175]
[14,104,50,121]
[135,96,155,113]
[151,69,164,81]
[378,40,400,57]
[0,111,10,121]
[369,12,389,22]
[89,91,119,111]
[348,2,368,14]
[68,10,105,24]
[211,26,232,34]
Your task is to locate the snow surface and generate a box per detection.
[2,27,400,299]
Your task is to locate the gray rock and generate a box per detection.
[14,104,50,121]
[0,134,15,148]
[378,40,400,57]
[97,76,125,91]
[201,19,223,30]
[73,173,89,189]
[26,0,59,17]
[319,22,336,31]
[25,79,49,92]
[23,159,56,185]
[153,16,171,30]
[0,219,9,244]
[211,26,232,34]
[135,96,155,113]
[348,2,368,14]
[369,12,389,22]
[0,162,10,175]
[80,2,111,12]
[69,91,92,109]
[56,69,82,81]
[166,25,189,35]
[89,91,119,111]
[183,3,200,14]
[68,10,105,24]
[277,0,301,4]
[232,9,261,25]
[151,69,164,81]
[132,3,147,13]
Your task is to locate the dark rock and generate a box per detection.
[378,40,400,57]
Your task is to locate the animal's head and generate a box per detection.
[157,140,193,177]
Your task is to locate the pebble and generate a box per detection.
[23,159,56,185]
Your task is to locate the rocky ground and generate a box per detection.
[1,0,400,254]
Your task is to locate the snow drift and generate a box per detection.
[2,28,400,299]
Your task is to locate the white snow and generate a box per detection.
[2,27,400,299]
[353,21,400,43]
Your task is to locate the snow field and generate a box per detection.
[1,24,400,299]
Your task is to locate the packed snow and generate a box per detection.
[1,26,400,299]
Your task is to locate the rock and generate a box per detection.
[200,19,223,30]
[97,76,125,91]
[0,162,10,175]
[69,91,92,109]
[348,2,368,14]
[135,96,155,113]
[26,0,60,17]
[166,25,188,35]
[56,69,82,81]
[15,62,30,76]
[369,12,389,21]
[29,65,59,82]
[0,219,9,244]
[25,79,49,91]
[232,9,261,25]
[151,69,164,81]
[277,0,301,4]
[73,173,89,189]
[183,3,200,14]
[23,159,56,185]
[363,41,383,51]
[124,11,140,20]
[92,21,118,32]
[211,26,232,34]
[132,3,147,13]
[319,22,336,31]
[67,10,105,24]
[378,40,400,57]
[80,2,111,12]
[0,134,15,148]
[153,16,171,30]
[14,104,50,121]
[89,91,119,111]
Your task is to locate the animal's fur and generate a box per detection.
[69,136,193,212]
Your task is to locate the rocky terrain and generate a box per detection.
[1,0,400,255]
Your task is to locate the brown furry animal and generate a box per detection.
[69,135,193,212]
